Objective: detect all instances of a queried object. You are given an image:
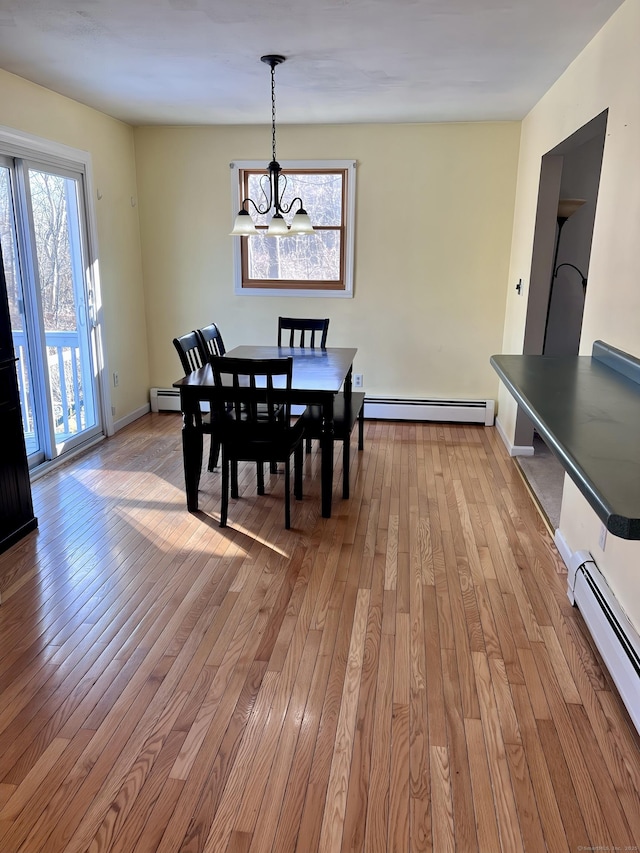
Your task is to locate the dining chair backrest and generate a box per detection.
[209,355,303,529]
[173,330,206,374]
[173,330,223,471]
[197,322,226,361]
[277,317,329,349]
[210,356,293,436]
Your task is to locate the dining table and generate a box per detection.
[173,345,358,519]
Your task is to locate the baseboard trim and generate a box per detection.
[553,528,573,576]
[114,404,150,432]
[494,416,534,456]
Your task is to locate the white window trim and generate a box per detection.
[230,159,356,298]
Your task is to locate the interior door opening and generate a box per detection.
[514,110,608,527]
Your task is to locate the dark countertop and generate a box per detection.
[491,341,640,540]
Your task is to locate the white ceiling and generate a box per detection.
[0,0,625,126]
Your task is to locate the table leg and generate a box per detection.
[344,365,353,399]
[181,408,203,512]
[320,397,335,518]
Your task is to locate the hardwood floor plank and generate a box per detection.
[488,657,522,747]
[108,729,186,853]
[339,576,382,853]
[540,625,582,705]
[484,580,524,685]
[248,631,322,853]
[317,588,370,852]
[362,632,394,852]
[271,608,341,853]
[464,717,500,853]
[441,647,478,853]
[0,729,95,852]
[430,744,455,853]
[503,741,548,852]
[441,529,480,720]
[294,583,358,853]
[471,651,525,853]
[131,777,185,853]
[537,717,590,850]
[567,702,636,844]
[0,736,69,821]
[509,682,571,853]
[516,646,551,720]
[535,639,640,840]
[387,702,410,853]
[423,584,447,748]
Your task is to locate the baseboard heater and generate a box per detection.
[150,387,181,412]
[567,550,640,734]
[150,388,495,426]
[363,396,495,426]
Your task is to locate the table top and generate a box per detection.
[491,346,640,539]
[173,346,357,394]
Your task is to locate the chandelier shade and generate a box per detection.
[230,55,314,238]
[230,209,258,236]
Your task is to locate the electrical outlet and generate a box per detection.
[598,523,607,551]
[113,371,119,387]
[353,373,363,388]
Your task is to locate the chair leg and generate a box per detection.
[305,437,312,454]
[231,461,239,499]
[358,407,364,450]
[220,456,229,527]
[257,462,265,495]
[342,435,350,499]
[207,437,220,471]
[284,459,291,529]
[294,443,303,500]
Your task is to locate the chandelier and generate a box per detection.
[230,55,314,238]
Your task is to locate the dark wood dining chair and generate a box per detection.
[276,316,365,498]
[301,392,365,499]
[196,322,226,360]
[209,356,304,529]
[197,321,283,474]
[172,330,220,471]
[277,316,329,348]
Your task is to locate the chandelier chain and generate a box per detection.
[271,62,277,163]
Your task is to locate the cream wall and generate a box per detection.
[498,0,640,625]
[134,121,520,397]
[0,69,149,423]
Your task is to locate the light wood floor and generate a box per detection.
[0,413,639,853]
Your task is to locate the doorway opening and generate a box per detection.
[515,110,608,528]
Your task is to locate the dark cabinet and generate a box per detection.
[0,245,37,553]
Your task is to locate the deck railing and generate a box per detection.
[12,329,86,450]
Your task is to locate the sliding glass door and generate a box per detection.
[0,155,102,467]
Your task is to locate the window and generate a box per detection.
[231,160,355,298]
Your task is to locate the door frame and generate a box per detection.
[0,123,113,450]
[515,110,608,447]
